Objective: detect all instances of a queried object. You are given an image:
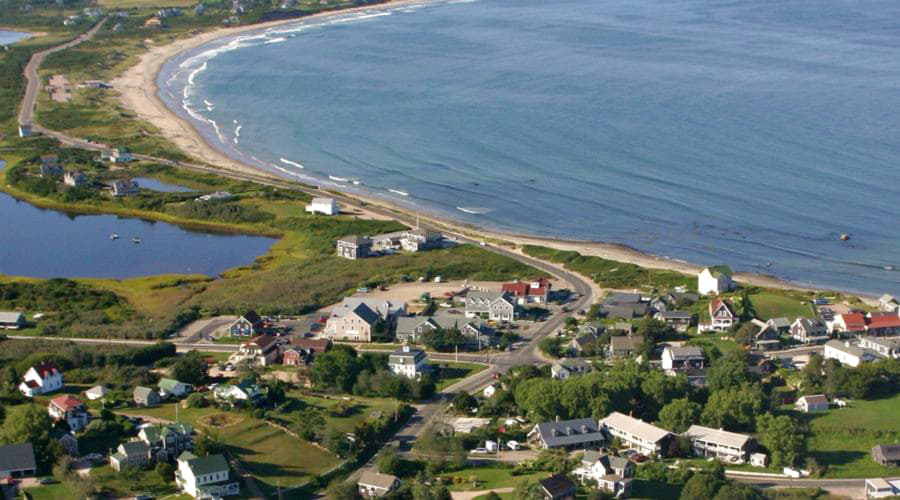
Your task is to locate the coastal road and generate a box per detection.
[18,18,107,128]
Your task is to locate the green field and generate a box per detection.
[289,392,399,434]
[439,464,545,492]
[749,290,814,320]
[23,483,81,500]
[802,393,900,478]
[433,361,489,391]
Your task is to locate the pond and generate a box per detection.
[132,177,194,193]
[0,160,276,279]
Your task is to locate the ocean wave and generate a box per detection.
[328,12,392,25]
[264,37,288,45]
[389,189,409,196]
[280,158,304,169]
[456,206,492,215]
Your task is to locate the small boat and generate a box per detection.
[109,234,119,240]
[132,237,142,244]
[886,266,894,271]
[840,233,850,241]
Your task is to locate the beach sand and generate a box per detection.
[111,1,859,299]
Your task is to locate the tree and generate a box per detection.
[311,345,364,393]
[155,462,174,481]
[172,351,208,385]
[659,398,701,433]
[451,391,477,413]
[514,378,563,421]
[701,384,765,431]
[186,392,208,408]
[679,472,721,500]
[413,482,451,500]
[377,448,401,475]
[193,431,222,457]
[756,413,804,467]
[513,479,545,500]
[733,322,759,348]
[292,407,326,442]
[641,370,691,419]
[707,352,755,392]
[0,404,58,468]
[712,482,762,500]
[325,479,361,500]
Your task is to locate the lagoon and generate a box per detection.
[0,162,276,279]
[0,30,28,47]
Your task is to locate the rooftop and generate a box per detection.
[0,443,36,473]
[685,425,752,449]
[358,470,399,490]
[599,412,671,444]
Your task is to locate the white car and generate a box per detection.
[471,447,488,454]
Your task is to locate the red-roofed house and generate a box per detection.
[833,313,867,334]
[866,313,900,336]
[502,278,551,305]
[228,335,280,367]
[18,362,63,397]
[700,299,735,332]
[48,395,89,432]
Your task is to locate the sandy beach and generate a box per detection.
[111,1,864,300]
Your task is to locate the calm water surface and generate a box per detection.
[0,30,28,46]
[133,177,194,193]
[0,161,275,279]
[159,0,900,295]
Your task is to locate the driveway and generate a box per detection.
[176,316,236,343]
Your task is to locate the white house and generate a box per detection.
[84,385,109,401]
[572,450,633,498]
[661,346,705,372]
[357,470,400,497]
[698,265,733,295]
[388,346,427,379]
[214,381,261,402]
[101,147,133,164]
[19,362,63,397]
[795,394,829,413]
[824,340,881,368]
[158,378,193,398]
[48,395,90,432]
[700,299,736,332]
[305,197,339,216]
[483,383,502,398]
[0,311,26,330]
[866,478,900,499]
[175,452,239,499]
[465,291,516,322]
[598,412,673,457]
[878,294,899,313]
[684,425,755,463]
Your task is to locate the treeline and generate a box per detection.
[799,354,900,400]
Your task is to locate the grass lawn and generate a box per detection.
[749,290,814,320]
[197,351,232,362]
[440,464,545,492]
[800,393,900,478]
[686,333,742,356]
[23,483,81,500]
[119,402,340,491]
[289,392,398,434]
[631,479,683,499]
[432,361,488,391]
[474,494,513,500]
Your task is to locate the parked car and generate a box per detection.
[39,477,57,485]
[632,453,648,463]
[471,447,488,454]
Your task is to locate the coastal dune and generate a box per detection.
[111,0,854,298]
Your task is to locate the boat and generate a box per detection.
[132,237,142,244]
[109,234,119,240]
[840,233,850,241]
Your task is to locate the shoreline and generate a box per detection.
[110,2,874,301]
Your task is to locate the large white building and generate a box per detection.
[684,425,755,463]
[19,362,63,397]
[698,266,733,296]
[305,197,339,216]
[388,346,427,379]
[824,340,881,367]
[598,412,673,457]
[175,452,239,499]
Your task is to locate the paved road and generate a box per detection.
[18,19,107,127]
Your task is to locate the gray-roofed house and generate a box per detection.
[655,310,692,332]
[859,337,900,359]
[138,423,193,463]
[110,441,151,471]
[175,452,239,499]
[661,346,705,371]
[569,333,600,355]
[539,473,576,500]
[64,170,89,187]
[795,394,829,413]
[879,294,899,312]
[357,470,400,497]
[698,265,733,295]
[790,318,830,345]
[871,444,900,466]
[465,291,516,322]
[0,443,36,478]
[39,155,63,177]
[824,339,882,368]
[336,235,372,260]
[685,425,755,463]
[750,319,782,351]
[579,320,605,336]
[599,411,674,457]
[551,358,591,380]
[573,450,634,497]
[111,179,140,197]
[400,229,443,252]
[608,335,644,358]
[527,417,605,451]
[84,385,109,401]
[395,315,494,347]
[388,345,427,379]
[766,317,792,334]
[605,292,641,304]
[324,302,381,342]
[227,310,263,337]
[0,311,26,330]
[133,386,160,407]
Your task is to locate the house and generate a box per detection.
[110,441,151,471]
[337,298,405,321]
[282,338,332,366]
[569,333,600,355]
[18,361,63,397]
[701,299,736,332]
[824,340,881,367]
[865,478,900,499]
[48,395,89,432]
[63,170,89,187]
[111,179,140,196]
[175,452,239,499]
[133,386,160,407]
[305,197,339,215]
[51,429,78,456]
[357,470,400,497]
[750,319,781,351]
[750,452,768,468]
[865,313,900,336]
[84,385,109,401]
[859,337,900,359]
[655,311,692,332]
[795,394,829,413]
[684,425,755,463]
[579,320,605,337]
[229,334,280,367]
[144,16,163,28]
[102,147,133,164]
[0,443,36,478]
[879,294,899,312]
[214,380,261,402]
[0,311,26,330]
[698,265,733,295]
[539,473,576,500]
[196,191,233,202]
[388,345,427,379]
[871,444,900,467]
[400,229,443,252]
[601,293,649,319]
[483,383,503,398]
[527,418,606,451]
[336,235,372,259]
[551,359,591,380]
[573,450,633,498]
[661,346,705,371]
[612,321,634,335]
[158,378,193,398]
[790,318,830,345]
[324,302,380,342]
[465,291,516,322]
[833,312,867,335]
[138,423,193,463]
[608,335,644,358]
[502,278,551,305]
[598,412,674,457]
[766,317,792,334]
[395,315,494,347]
[227,310,263,337]
[39,155,62,177]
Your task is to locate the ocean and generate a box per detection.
[0,30,29,46]
[158,0,900,296]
